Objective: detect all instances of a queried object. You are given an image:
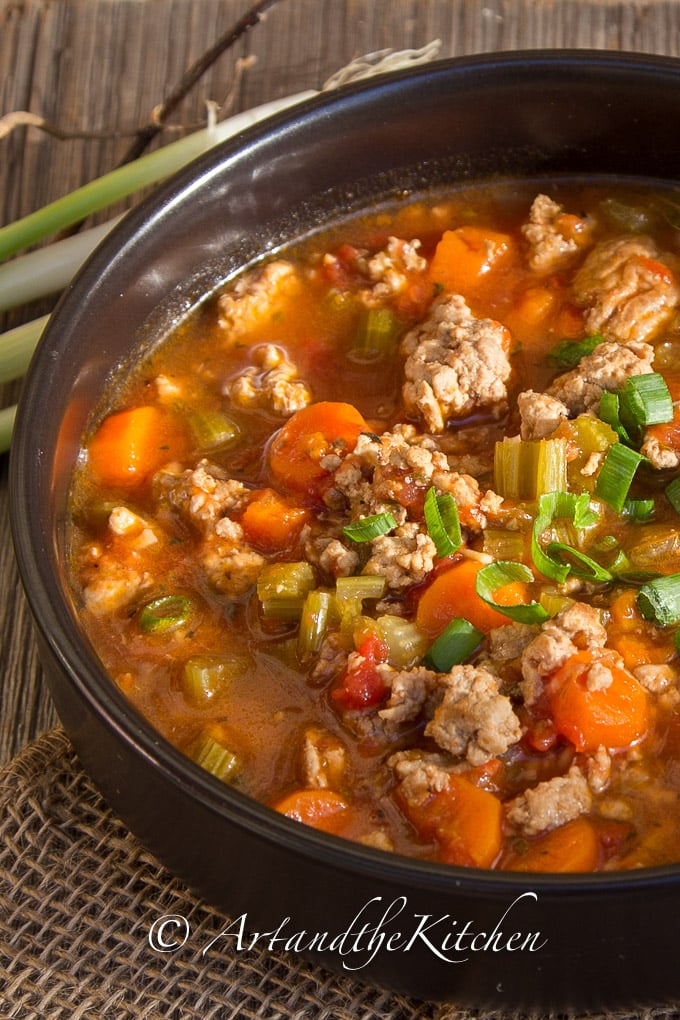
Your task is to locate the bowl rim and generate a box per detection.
[11,46,680,894]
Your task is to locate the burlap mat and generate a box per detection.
[0,729,678,1020]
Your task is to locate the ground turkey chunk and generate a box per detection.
[216,260,301,344]
[573,236,680,343]
[547,339,654,416]
[424,665,522,765]
[517,389,569,440]
[200,517,265,598]
[363,522,437,591]
[522,194,594,274]
[401,294,512,431]
[521,602,607,705]
[225,343,311,416]
[154,461,249,533]
[505,765,593,837]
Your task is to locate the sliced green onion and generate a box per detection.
[549,333,603,368]
[594,443,646,512]
[665,476,680,514]
[531,491,599,584]
[475,561,549,625]
[624,373,674,427]
[493,436,567,500]
[637,573,680,626]
[298,589,332,659]
[622,498,655,521]
[423,487,462,558]
[0,314,49,385]
[257,562,316,619]
[189,409,240,452]
[191,732,241,783]
[424,618,484,672]
[350,306,405,362]
[544,542,613,583]
[598,391,635,446]
[138,594,192,633]
[342,512,397,543]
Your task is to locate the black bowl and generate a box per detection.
[10,50,680,1012]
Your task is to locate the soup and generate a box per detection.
[67,180,680,872]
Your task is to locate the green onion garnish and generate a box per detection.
[544,542,613,583]
[594,444,646,512]
[666,477,680,514]
[138,594,192,634]
[599,390,634,446]
[423,487,462,558]
[475,561,549,625]
[342,512,397,543]
[624,373,674,427]
[622,498,655,521]
[637,572,680,626]
[424,618,484,672]
[549,333,602,368]
[530,491,600,584]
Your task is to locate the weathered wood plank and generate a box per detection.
[1,0,680,762]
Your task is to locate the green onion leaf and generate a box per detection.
[423,487,462,558]
[666,477,680,514]
[549,334,602,368]
[342,512,397,543]
[475,561,549,625]
[544,542,613,583]
[594,444,646,512]
[599,390,635,446]
[637,573,680,626]
[530,491,600,584]
[622,498,655,521]
[424,618,484,672]
[624,373,674,427]
[138,594,192,633]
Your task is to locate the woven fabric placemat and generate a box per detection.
[0,728,678,1020]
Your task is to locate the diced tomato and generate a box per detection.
[332,632,389,710]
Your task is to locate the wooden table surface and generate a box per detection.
[3,0,680,768]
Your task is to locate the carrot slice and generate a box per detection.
[415,557,528,638]
[429,226,515,298]
[273,789,350,835]
[240,488,310,551]
[268,401,368,501]
[548,649,649,753]
[401,774,503,868]
[503,817,599,873]
[87,405,186,490]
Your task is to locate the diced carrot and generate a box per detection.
[610,632,674,671]
[429,226,515,298]
[415,557,528,638]
[240,488,310,551]
[273,788,350,835]
[507,285,558,335]
[87,405,187,490]
[268,401,368,502]
[548,649,649,753]
[503,817,599,873]
[401,774,503,868]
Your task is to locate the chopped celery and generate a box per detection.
[182,654,250,705]
[538,589,574,617]
[372,615,430,669]
[482,528,526,562]
[335,575,387,605]
[349,306,405,362]
[494,436,567,500]
[189,408,240,452]
[191,731,241,783]
[298,590,332,659]
[257,562,316,618]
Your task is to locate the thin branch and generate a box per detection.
[118,0,287,166]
